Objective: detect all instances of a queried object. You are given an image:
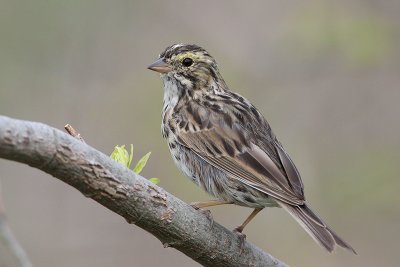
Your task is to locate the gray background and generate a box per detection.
[0,1,399,266]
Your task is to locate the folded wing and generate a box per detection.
[174,102,305,205]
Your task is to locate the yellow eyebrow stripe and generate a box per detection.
[175,52,201,61]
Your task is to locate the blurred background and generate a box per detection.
[0,1,399,266]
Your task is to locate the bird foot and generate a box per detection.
[190,202,202,210]
[190,203,214,228]
[233,227,247,253]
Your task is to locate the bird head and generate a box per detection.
[148,44,226,92]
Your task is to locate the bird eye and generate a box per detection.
[182,58,193,67]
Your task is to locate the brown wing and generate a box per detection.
[173,101,305,205]
[274,140,304,198]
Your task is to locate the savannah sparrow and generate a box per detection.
[148,43,355,253]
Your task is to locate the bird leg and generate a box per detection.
[190,199,233,209]
[234,208,263,233]
[233,208,263,251]
[190,200,233,228]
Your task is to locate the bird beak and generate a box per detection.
[147,57,172,73]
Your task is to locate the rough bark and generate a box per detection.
[0,115,288,267]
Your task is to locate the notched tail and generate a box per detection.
[279,202,356,254]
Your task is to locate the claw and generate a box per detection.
[231,208,262,252]
[190,202,201,210]
[200,209,214,228]
[233,227,247,253]
[190,203,214,228]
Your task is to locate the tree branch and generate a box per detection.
[0,115,288,267]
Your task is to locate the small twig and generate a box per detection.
[64,124,85,143]
[0,182,5,218]
[0,182,34,267]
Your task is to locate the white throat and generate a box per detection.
[162,75,180,114]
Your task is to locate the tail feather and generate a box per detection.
[278,202,356,254]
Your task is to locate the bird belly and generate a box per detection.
[168,141,278,209]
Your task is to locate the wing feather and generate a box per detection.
[174,101,305,205]
[275,141,304,197]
